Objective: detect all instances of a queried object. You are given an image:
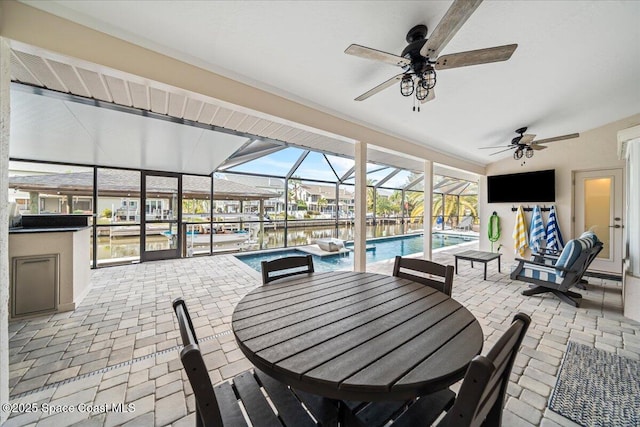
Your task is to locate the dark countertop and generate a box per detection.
[9,226,91,234]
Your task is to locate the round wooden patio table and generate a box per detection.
[232,271,483,402]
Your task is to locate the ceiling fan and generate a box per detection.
[480,127,580,160]
[344,0,517,110]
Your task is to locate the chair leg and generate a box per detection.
[522,286,582,307]
[522,286,550,296]
[575,278,588,290]
[552,290,581,307]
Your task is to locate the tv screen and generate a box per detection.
[487,169,555,203]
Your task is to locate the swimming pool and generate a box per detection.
[235,233,477,272]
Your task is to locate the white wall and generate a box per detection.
[0,37,10,424]
[479,114,640,265]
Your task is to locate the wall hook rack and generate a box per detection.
[510,205,552,212]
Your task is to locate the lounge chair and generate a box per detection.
[454,216,473,232]
[316,237,345,252]
[530,231,601,290]
[511,235,603,307]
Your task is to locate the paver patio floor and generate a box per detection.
[5,242,639,426]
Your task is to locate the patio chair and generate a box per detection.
[261,254,314,285]
[342,313,531,427]
[530,231,601,290]
[172,297,339,427]
[511,236,603,307]
[393,256,454,296]
[454,216,473,232]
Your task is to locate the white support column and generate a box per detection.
[354,141,367,272]
[0,37,11,423]
[423,160,433,260]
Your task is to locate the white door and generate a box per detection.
[574,168,623,275]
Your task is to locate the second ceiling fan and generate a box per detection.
[344,0,517,108]
[480,127,580,160]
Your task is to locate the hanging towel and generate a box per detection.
[513,205,528,257]
[529,205,545,253]
[488,212,501,252]
[545,205,564,251]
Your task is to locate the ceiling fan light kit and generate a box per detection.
[344,0,517,110]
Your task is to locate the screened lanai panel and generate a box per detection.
[226,146,306,177]
[378,169,414,189]
[343,163,394,185]
[292,151,338,182]
[433,176,478,195]
[325,155,355,180]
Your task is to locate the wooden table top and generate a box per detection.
[454,250,502,261]
[232,271,483,402]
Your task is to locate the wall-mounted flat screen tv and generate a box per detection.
[487,169,555,203]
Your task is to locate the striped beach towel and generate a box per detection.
[513,205,528,257]
[546,205,564,251]
[529,205,545,253]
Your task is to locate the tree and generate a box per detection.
[407,192,478,225]
[288,177,303,211]
[376,196,395,216]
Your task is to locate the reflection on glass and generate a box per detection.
[584,177,611,258]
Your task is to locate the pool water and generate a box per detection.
[236,233,476,272]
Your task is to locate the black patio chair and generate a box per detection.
[393,256,454,296]
[530,231,602,290]
[261,254,314,285]
[512,239,603,307]
[172,297,339,427]
[343,313,531,427]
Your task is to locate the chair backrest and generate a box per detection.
[172,298,224,427]
[559,242,603,288]
[439,313,531,427]
[460,216,473,226]
[261,254,314,284]
[393,256,454,296]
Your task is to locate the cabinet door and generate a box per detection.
[12,255,58,316]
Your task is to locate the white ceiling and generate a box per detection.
[17,0,640,167]
[10,89,251,175]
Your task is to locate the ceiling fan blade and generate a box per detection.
[490,147,516,156]
[478,145,511,149]
[435,44,518,70]
[355,74,404,101]
[345,44,411,67]
[420,0,484,59]
[530,144,548,151]
[534,133,580,144]
[421,88,436,103]
[520,134,536,145]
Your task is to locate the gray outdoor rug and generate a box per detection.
[549,341,640,426]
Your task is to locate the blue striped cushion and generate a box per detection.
[521,265,564,284]
[554,237,594,277]
[579,231,599,246]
